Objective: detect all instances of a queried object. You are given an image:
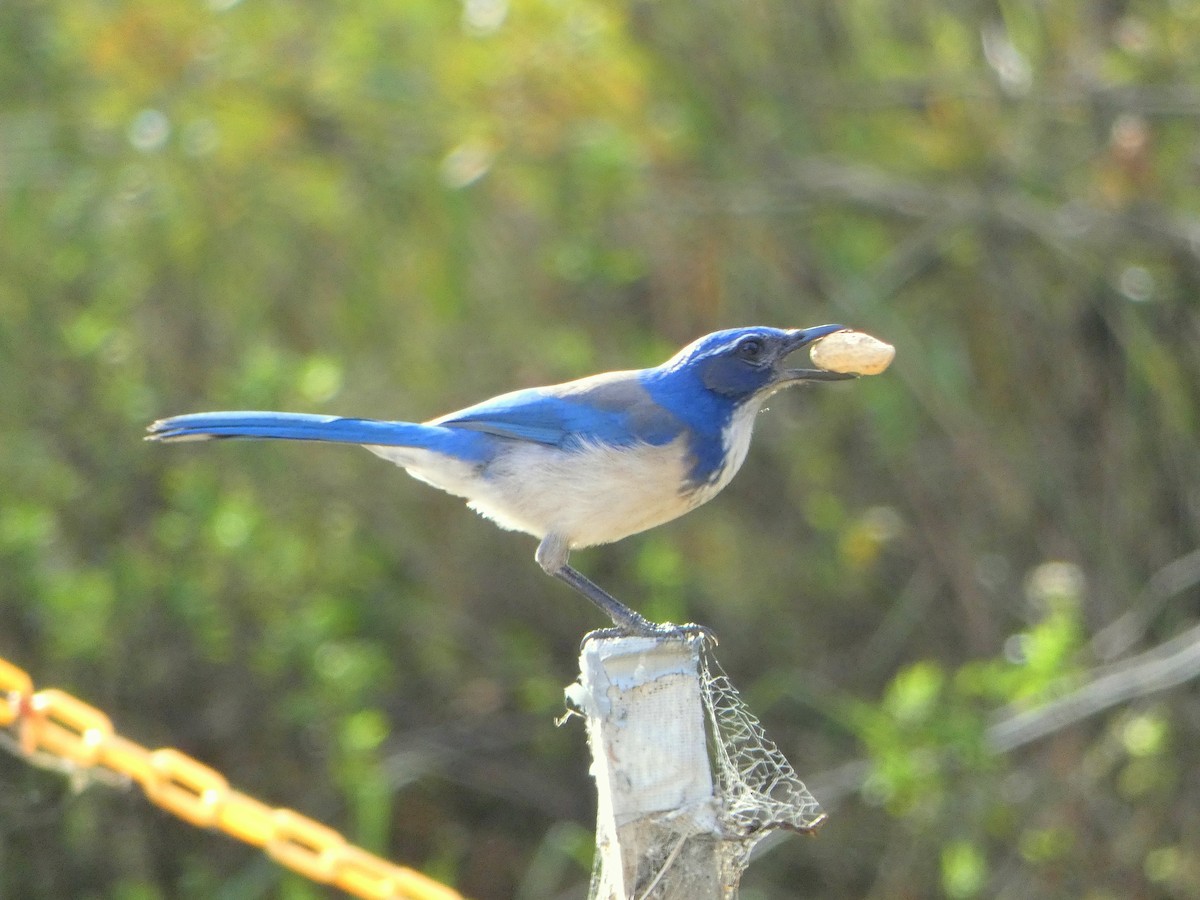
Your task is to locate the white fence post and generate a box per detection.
[573,634,722,899]
[570,632,827,898]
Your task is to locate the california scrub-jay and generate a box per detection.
[148,325,856,636]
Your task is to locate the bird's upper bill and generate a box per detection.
[776,324,859,384]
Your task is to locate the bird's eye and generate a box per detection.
[737,338,764,361]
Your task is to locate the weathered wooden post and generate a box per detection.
[569,634,825,899]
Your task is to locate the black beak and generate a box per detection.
[779,324,857,383]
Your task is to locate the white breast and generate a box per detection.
[367,437,711,549]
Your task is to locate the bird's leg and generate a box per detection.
[536,534,658,634]
[535,535,715,645]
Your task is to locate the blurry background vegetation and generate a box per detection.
[2,0,1200,897]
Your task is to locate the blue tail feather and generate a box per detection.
[146,411,433,447]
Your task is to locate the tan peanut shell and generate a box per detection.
[809,330,895,375]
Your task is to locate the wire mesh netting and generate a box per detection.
[698,645,826,838]
[584,636,824,899]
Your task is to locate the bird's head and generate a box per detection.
[663,325,855,402]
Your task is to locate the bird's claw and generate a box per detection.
[580,621,717,650]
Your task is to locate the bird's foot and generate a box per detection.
[581,621,717,650]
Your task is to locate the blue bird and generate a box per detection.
[147,325,856,637]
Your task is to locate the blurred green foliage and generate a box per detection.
[2,0,1200,897]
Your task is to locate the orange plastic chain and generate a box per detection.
[0,656,462,900]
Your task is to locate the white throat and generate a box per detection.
[687,400,762,506]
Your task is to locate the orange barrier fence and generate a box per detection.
[0,656,463,900]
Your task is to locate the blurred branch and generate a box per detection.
[382,711,583,818]
[854,567,939,681]
[801,81,1200,118]
[649,156,1200,279]
[1092,547,1200,661]
[810,618,1200,805]
[989,618,1200,752]
[786,156,1200,260]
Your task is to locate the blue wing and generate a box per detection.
[147,372,689,455]
[432,370,686,449]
